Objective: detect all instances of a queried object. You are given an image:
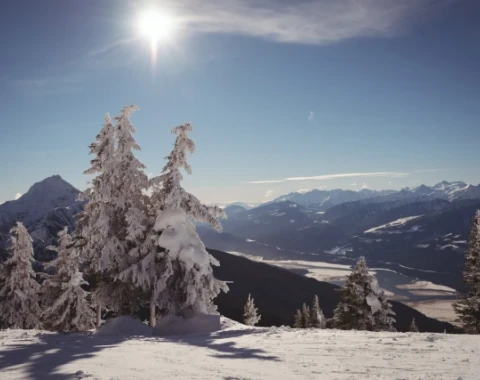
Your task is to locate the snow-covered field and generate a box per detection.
[405,300,459,326]
[364,215,423,234]
[0,318,478,380]
[397,281,456,293]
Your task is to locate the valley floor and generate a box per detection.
[0,319,479,380]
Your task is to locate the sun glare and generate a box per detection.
[138,9,175,43]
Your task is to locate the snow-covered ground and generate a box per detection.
[364,215,423,234]
[0,318,478,380]
[397,281,456,293]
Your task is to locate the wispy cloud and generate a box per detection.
[264,189,274,198]
[361,182,369,189]
[86,38,137,58]
[246,171,411,184]
[160,0,451,45]
[14,77,81,95]
[308,111,315,122]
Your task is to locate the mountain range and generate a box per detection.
[201,181,480,290]
[1,176,479,291]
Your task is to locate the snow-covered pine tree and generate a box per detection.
[153,123,228,316]
[409,318,419,333]
[243,294,261,326]
[333,256,395,331]
[76,109,148,324]
[120,122,228,326]
[294,309,303,328]
[75,113,118,325]
[309,295,326,329]
[41,227,95,332]
[454,210,480,334]
[302,303,311,328]
[317,309,326,329]
[368,277,396,332]
[333,257,371,331]
[0,222,42,329]
[112,105,148,242]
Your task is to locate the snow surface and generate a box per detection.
[1,324,479,379]
[405,300,460,326]
[94,316,152,337]
[397,281,456,293]
[364,215,423,234]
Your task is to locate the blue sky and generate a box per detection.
[1,0,479,204]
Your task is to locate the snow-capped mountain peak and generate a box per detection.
[0,175,81,248]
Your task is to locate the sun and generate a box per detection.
[138,8,176,44]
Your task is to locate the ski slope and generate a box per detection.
[0,319,479,379]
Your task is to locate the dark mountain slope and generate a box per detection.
[209,249,457,333]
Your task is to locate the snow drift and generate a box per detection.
[94,316,152,337]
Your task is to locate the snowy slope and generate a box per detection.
[0,324,478,379]
[364,215,424,234]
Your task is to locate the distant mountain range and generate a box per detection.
[273,181,480,210]
[201,181,480,290]
[1,176,479,290]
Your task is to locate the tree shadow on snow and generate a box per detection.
[0,328,278,379]
[0,331,128,380]
[159,328,279,361]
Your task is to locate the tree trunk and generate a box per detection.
[96,304,102,328]
[150,300,156,327]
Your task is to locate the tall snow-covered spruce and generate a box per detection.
[333,256,395,331]
[75,107,148,324]
[243,294,261,326]
[120,122,228,326]
[0,223,42,329]
[454,210,480,334]
[112,105,148,242]
[41,227,95,332]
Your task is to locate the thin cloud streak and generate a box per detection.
[162,0,452,45]
[14,77,81,95]
[85,37,137,58]
[246,171,418,184]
